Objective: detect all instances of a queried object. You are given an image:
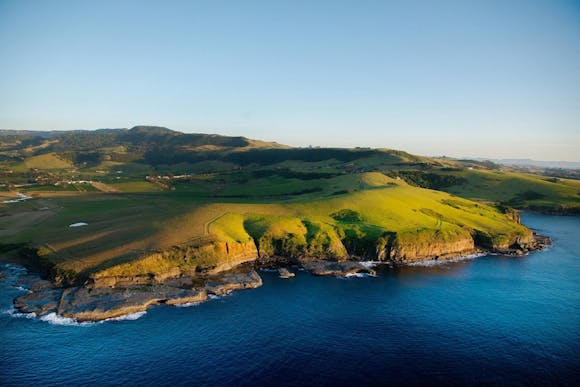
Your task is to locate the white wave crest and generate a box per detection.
[359,261,381,268]
[4,306,37,319]
[13,286,32,293]
[0,264,28,278]
[342,272,376,279]
[104,311,146,321]
[38,310,147,326]
[39,312,90,326]
[1,263,27,271]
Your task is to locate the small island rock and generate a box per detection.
[278,268,295,279]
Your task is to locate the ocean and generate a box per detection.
[1,213,578,385]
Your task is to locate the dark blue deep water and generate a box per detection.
[1,214,579,386]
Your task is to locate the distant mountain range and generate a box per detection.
[470,158,580,170]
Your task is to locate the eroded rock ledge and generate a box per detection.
[12,264,263,322]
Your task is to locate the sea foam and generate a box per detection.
[359,261,381,269]
[104,311,147,322]
[39,313,91,326]
[13,286,32,294]
[4,306,37,319]
[37,311,147,326]
[341,272,376,279]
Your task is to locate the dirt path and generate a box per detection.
[91,182,121,193]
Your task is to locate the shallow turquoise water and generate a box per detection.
[1,213,578,385]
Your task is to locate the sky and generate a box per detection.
[1,0,579,161]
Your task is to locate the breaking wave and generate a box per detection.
[341,272,377,279]
[39,313,92,326]
[14,286,32,293]
[37,311,147,326]
[4,306,36,319]
[359,261,382,269]
[4,309,147,326]
[104,311,147,322]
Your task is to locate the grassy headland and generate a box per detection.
[1,126,576,285]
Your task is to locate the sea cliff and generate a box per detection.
[8,220,549,322]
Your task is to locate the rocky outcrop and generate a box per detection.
[13,277,62,316]
[302,260,376,277]
[278,268,295,278]
[12,265,263,322]
[57,286,208,321]
[205,269,262,296]
[493,232,549,256]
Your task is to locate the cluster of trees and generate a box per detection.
[389,170,466,189]
[143,147,381,167]
[251,168,341,180]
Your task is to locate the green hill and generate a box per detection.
[2,126,576,214]
[0,126,576,286]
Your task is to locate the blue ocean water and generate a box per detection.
[1,213,579,386]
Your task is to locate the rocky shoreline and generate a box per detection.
[1,233,550,323]
[7,264,263,322]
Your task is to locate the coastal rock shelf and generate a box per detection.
[12,265,263,322]
[9,261,377,322]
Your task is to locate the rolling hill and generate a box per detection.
[0,126,577,289]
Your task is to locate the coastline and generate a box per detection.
[0,233,550,324]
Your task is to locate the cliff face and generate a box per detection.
[24,207,538,290]
[91,230,535,286]
[51,226,535,289]
[492,230,535,251]
[90,239,258,289]
[374,225,537,264]
[389,232,475,264]
[473,227,535,251]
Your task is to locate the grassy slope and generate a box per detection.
[1,173,530,280]
[437,169,580,212]
[24,153,73,169]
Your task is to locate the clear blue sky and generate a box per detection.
[1,0,579,161]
